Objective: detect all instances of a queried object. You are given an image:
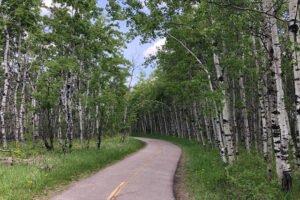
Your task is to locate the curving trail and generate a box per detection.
[51,137,182,200]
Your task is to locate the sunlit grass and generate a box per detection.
[0,136,144,200]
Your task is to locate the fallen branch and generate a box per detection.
[0,149,11,153]
[0,157,13,165]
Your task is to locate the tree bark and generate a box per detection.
[289,0,300,167]
[1,24,10,149]
[239,71,251,153]
[263,0,292,190]
[213,51,235,163]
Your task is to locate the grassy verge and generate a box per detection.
[0,136,144,200]
[135,134,300,200]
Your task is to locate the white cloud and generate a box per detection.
[143,38,166,58]
[43,0,53,7]
[40,0,74,17]
[40,0,53,16]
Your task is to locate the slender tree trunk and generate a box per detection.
[13,69,20,143]
[173,103,181,137]
[1,24,10,149]
[148,112,153,134]
[162,107,168,136]
[239,71,251,153]
[204,116,212,145]
[260,78,269,160]
[62,71,74,149]
[178,109,184,138]
[213,51,235,163]
[19,68,27,142]
[289,0,300,166]
[193,101,205,145]
[31,79,39,146]
[232,79,239,158]
[78,97,84,146]
[263,0,292,190]
[57,106,63,146]
[13,32,23,144]
[96,103,102,149]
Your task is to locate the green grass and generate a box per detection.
[0,136,144,200]
[135,134,300,200]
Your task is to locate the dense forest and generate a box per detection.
[118,0,300,193]
[2,0,300,197]
[0,0,134,152]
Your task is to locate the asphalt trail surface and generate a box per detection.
[51,137,182,200]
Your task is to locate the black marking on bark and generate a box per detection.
[289,24,299,34]
[272,110,280,115]
[271,124,280,129]
[282,171,292,192]
[218,76,224,82]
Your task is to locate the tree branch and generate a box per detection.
[207,1,287,23]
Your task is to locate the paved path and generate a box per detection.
[51,137,182,200]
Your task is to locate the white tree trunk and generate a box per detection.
[289,0,300,166]
[1,24,10,149]
[66,72,73,148]
[162,108,168,136]
[19,68,27,142]
[204,116,212,145]
[61,71,74,149]
[259,78,269,160]
[263,0,292,189]
[78,97,84,145]
[96,103,101,149]
[13,33,22,143]
[58,108,63,146]
[239,72,251,152]
[193,101,205,145]
[231,80,239,159]
[13,72,20,143]
[30,78,39,145]
[77,62,84,146]
[168,32,227,161]
[213,51,235,164]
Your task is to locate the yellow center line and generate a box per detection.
[106,182,126,200]
[106,145,163,200]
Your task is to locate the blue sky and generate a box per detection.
[97,0,164,85]
[41,0,166,85]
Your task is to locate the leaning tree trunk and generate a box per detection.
[167,32,227,162]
